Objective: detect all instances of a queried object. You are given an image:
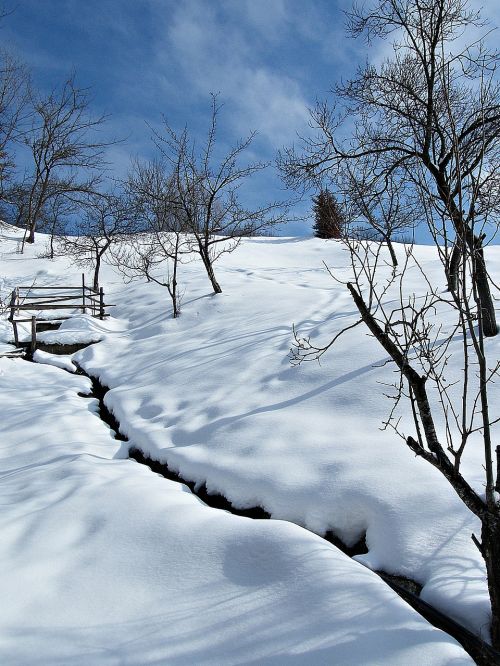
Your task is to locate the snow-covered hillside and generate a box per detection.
[2,223,497,664]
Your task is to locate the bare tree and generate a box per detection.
[286,0,500,653]
[116,159,191,317]
[292,220,500,661]
[37,193,75,259]
[125,157,176,235]
[0,49,28,205]
[115,228,189,318]
[60,191,133,291]
[337,159,417,267]
[153,94,289,294]
[279,0,500,336]
[16,75,112,247]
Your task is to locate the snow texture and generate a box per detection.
[0,357,472,664]
[0,223,492,662]
[33,348,77,372]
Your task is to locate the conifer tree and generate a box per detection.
[312,190,343,239]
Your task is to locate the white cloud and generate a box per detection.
[234,0,289,43]
[154,0,310,147]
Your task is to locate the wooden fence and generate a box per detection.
[8,274,108,353]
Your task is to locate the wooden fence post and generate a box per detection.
[82,273,86,314]
[9,289,15,322]
[9,290,19,346]
[99,287,104,320]
[31,316,37,355]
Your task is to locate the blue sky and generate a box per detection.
[2,0,499,240]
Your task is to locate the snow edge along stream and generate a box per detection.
[69,358,500,666]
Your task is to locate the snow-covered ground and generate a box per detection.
[1,223,495,663]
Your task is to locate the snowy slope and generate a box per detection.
[0,354,473,664]
[0,223,495,661]
[72,235,499,638]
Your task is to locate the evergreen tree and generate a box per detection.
[312,190,343,239]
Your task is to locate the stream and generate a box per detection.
[46,358,500,666]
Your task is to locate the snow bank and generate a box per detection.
[0,357,472,664]
[33,348,77,372]
[0,223,495,659]
[36,314,107,345]
[75,236,499,638]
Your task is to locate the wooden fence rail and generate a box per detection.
[8,273,109,354]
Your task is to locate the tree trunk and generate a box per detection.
[445,237,496,337]
[93,254,101,292]
[446,243,461,292]
[347,280,488,517]
[199,245,222,294]
[170,246,179,318]
[431,169,497,336]
[26,226,35,244]
[26,190,44,245]
[170,275,179,318]
[385,237,398,267]
[474,246,497,337]
[482,514,500,650]
[26,198,44,244]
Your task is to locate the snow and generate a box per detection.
[33,348,77,372]
[76,236,496,636]
[36,314,106,345]
[0,356,471,664]
[0,223,493,662]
